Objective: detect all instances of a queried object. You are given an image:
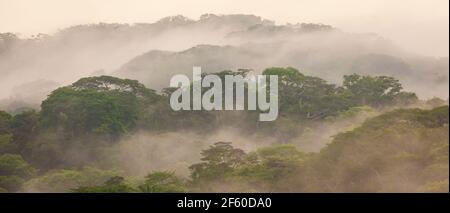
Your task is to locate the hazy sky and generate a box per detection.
[0,0,448,57]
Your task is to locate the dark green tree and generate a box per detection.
[190,142,246,181]
[342,74,404,107]
[0,154,35,192]
[72,176,134,193]
[138,171,186,193]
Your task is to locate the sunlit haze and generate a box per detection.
[0,0,448,57]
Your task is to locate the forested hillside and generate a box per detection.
[1,14,448,112]
[0,12,448,193]
[0,67,448,192]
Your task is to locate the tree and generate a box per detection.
[31,76,167,169]
[234,144,309,191]
[0,111,12,134]
[314,106,449,192]
[0,154,35,192]
[71,76,159,100]
[10,110,39,155]
[0,133,15,155]
[138,171,186,193]
[262,67,346,119]
[0,110,39,156]
[190,142,246,181]
[0,111,14,154]
[72,176,134,193]
[342,74,405,107]
[23,166,121,192]
[40,76,160,140]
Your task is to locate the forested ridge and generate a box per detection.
[0,67,448,192]
[1,14,448,110]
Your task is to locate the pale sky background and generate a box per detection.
[0,0,448,57]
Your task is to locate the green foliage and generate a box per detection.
[187,106,448,192]
[41,87,131,138]
[190,142,246,181]
[0,111,14,154]
[343,74,404,107]
[416,105,449,127]
[234,145,308,191]
[138,171,187,193]
[0,70,445,193]
[255,145,307,170]
[23,166,121,192]
[0,134,15,155]
[0,111,12,134]
[71,171,187,193]
[0,154,35,192]
[0,110,39,155]
[0,154,35,177]
[0,175,24,192]
[31,76,161,169]
[71,76,157,98]
[10,110,39,154]
[263,67,347,119]
[313,106,449,192]
[189,143,312,192]
[40,76,160,139]
[72,176,135,193]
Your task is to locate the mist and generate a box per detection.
[1,0,448,56]
[1,12,448,112]
[0,5,448,193]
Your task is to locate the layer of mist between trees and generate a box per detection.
[0,14,448,112]
[0,67,448,192]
